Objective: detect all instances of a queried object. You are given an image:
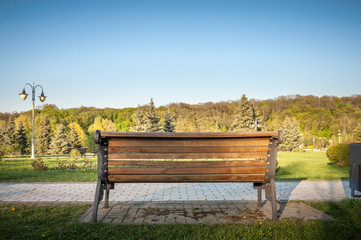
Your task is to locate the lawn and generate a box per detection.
[0,151,349,182]
[276,151,349,180]
[1,200,360,240]
[0,157,97,182]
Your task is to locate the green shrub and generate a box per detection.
[69,149,81,159]
[326,143,349,166]
[31,158,48,171]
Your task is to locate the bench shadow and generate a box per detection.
[271,178,307,219]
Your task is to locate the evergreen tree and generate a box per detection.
[35,115,51,155]
[130,107,146,132]
[144,99,162,132]
[163,109,176,132]
[15,121,29,155]
[1,119,17,154]
[280,117,304,151]
[68,124,82,148]
[0,123,10,155]
[231,94,255,132]
[50,124,69,154]
[69,122,87,147]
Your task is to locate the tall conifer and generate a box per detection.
[15,121,29,154]
[130,107,146,132]
[144,98,161,132]
[231,94,255,132]
[280,117,303,151]
[35,115,51,155]
[68,124,82,148]
[50,124,69,154]
[163,109,176,132]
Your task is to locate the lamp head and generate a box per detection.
[39,91,46,102]
[19,88,28,100]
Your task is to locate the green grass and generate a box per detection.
[0,152,349,182]
[0,157,97,182]
[276,151,349,180]
[1,200,361,239]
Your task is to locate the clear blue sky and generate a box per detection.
[1,0,360,113]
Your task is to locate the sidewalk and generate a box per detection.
[0,180,355,202]
[0,180,358,223]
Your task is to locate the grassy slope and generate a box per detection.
[0,152,349,182]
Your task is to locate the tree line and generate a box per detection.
[1,94,360,155]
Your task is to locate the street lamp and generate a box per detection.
[19,82,47,158]
[251,119,261,131]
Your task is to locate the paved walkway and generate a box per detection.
[1,180,359,224]
[0,180,356,202]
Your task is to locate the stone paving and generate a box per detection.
[0,180,355,202]
[0,180,359,223]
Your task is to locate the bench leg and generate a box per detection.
[265,178,277,220]
[253,183,263,207]
[257,187,262,207]
[104,183,111,208]
[92,179,104,222]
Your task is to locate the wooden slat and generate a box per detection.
[108,152,268,160]
[100,131,280,139]
[108,174,265,182]
[108,160,267,167]
[108,146,269,153]
[108,138,271,147]
[108,166,267,175]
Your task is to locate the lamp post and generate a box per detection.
[19,82,47,158]
[338,129,342,143]
[251,119,261,131]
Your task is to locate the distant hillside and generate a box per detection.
[1,94,360,151]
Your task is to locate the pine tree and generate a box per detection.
[231,94,255,132]
[163,109,176,132]
[280,117,304,151]
[144,98,161,132]
[35,115,51,155]
[2,119,17,154]
[68,124,82,148]
[0,120,15,155]
[130,107,146,132]
[50,124,69,154]
[15,121,29,155]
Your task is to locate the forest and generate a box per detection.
[1,94,361,156]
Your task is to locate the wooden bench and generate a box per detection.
[92,130,283,222]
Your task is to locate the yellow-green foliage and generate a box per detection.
[31,158,48,171]
[326,143,349,166]
[69,149,81,159]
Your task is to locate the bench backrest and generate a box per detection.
[95,131,283,184]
